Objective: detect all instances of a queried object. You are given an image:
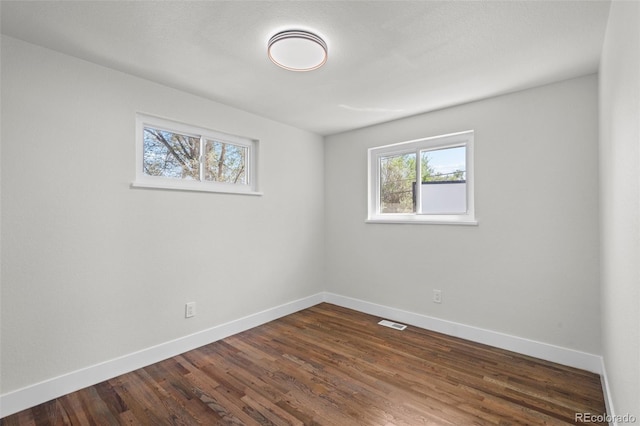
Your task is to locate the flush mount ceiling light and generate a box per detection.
[268,30,328,72]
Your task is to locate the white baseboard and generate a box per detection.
[600,360,617,425]
[322,292,604,374]
[0,293,324,418]
[1,291,606,419]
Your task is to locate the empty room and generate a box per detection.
[1,0,638,424]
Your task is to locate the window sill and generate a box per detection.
[131,180,263,196]
[366,215,478,225]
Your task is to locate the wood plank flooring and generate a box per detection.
[1,303,606,425]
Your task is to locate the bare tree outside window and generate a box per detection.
[143,127,248,185]
[204,140,247,184]
[143,128,200,180]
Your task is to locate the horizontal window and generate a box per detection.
[368,130,476,225]
[132,114,260,195]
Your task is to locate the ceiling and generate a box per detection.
[0,1,611,136]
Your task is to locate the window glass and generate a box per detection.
[380,152,416,214]
[421,146,466,182]
[420,146,466,214]
[204,140,248,184]
[143,127,200,180]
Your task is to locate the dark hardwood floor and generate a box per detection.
[1,303,606,425]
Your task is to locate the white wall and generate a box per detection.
[599,0,640,419]
[325,75,601,355]
[0,36,325,394]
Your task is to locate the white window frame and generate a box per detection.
[367,130,477,225]
[131,113,261,195]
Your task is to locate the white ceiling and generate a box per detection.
[0,1,611,136]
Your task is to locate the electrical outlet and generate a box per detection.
[185,302,196,318]
[433,289,442,304]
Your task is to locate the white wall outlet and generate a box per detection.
[433,289,442,304]
[185,302,196,318]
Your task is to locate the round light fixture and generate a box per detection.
[268,30,328,72]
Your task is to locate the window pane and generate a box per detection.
[143,127,200,180]
[204,140,248,184]
[380,152,416,214]
[420,146,466,214]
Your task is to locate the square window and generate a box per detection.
[368,131,476,225]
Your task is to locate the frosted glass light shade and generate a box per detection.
[268,30,327,72]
